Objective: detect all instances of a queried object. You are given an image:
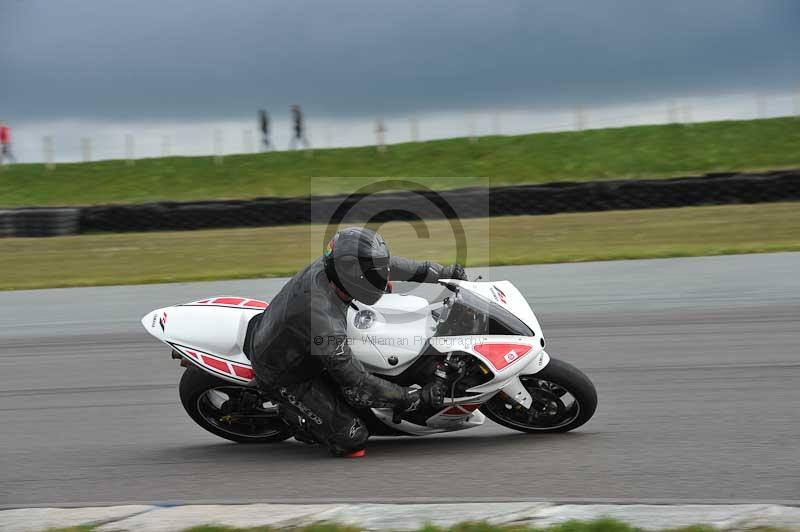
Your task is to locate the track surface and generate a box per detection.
[1,253,799,507]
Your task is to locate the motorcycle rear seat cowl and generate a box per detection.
[166,305,260,360]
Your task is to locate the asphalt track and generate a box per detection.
[1,253,798,507]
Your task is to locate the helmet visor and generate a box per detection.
[362,264,390,292]
[333,255,390,303]
[361,254,389,289]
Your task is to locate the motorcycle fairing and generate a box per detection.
[346,293,435,375]
[169,342,255,382]
[428,335,546,379]
[370,404,487,435]
[141,296,264,384]
[428,334,549,408]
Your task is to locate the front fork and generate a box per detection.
[497,349,551,408]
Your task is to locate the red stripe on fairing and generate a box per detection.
[172,343,250,381]
[441,403,482,416]
[232,365,254,379]
[201,355,230,374]
[185,297,267,308]
[474,343,532,371]
[212,297,245,305]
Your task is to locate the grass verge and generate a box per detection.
[45,518,791,532]
[2,117,799,207]
[2,203,799,291]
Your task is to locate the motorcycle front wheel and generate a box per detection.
[481,357,597,433]
[179,366,294,443]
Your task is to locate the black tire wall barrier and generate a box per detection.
[490,170,800,215]
[0,208,80,237]
[3,170,799,236]
[79,170,800,233]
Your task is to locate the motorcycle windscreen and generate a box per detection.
[435,289,534,337]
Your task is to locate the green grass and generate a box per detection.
[2,117,799,207]
[45,518,791,532]
[2,203,799,290]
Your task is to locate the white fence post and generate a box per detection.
[303,128,313,158]
[243,129,254,153]
[81,137,92,162]
[375,118,387,153]
[410,117,419,142]
[467,115,477,144]
[324,127,332,149]
[793,88,800,118]
[43,136,55,170]
[667,100,679,124]
[681,100,693,124]
[756,93,767,119]
[492,112,502,136]
[125,134,135,165]
[161,136,171,157]
[574,105,587,131]
[214,129,223,165]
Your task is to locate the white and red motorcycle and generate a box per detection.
[141,280,597,443]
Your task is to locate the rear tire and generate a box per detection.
[179,366,293,443]
[481,357,597,433]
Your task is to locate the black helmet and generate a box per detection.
[323,227,390,305]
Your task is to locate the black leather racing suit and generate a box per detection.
[247,256,448,453]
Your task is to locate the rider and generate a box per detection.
[247,227,467,457]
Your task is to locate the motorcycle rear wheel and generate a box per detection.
[179,366,294,443]
[481,358,597,433]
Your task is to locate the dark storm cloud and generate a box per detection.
[1,0,799,122]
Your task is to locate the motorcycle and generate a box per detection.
[141,279,597,444]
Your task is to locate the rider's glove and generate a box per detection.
[421,382,446,408]
[440,263,467,281]
[403,382,446,411]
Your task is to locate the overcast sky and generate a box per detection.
[1,0,798,161]
[2,0,799,123]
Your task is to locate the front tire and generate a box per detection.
[482,358,597,433]
[179,366,294,443]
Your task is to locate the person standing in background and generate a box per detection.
[289,104,310,150]
[0,122,15,165]
[259,109,271,151]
